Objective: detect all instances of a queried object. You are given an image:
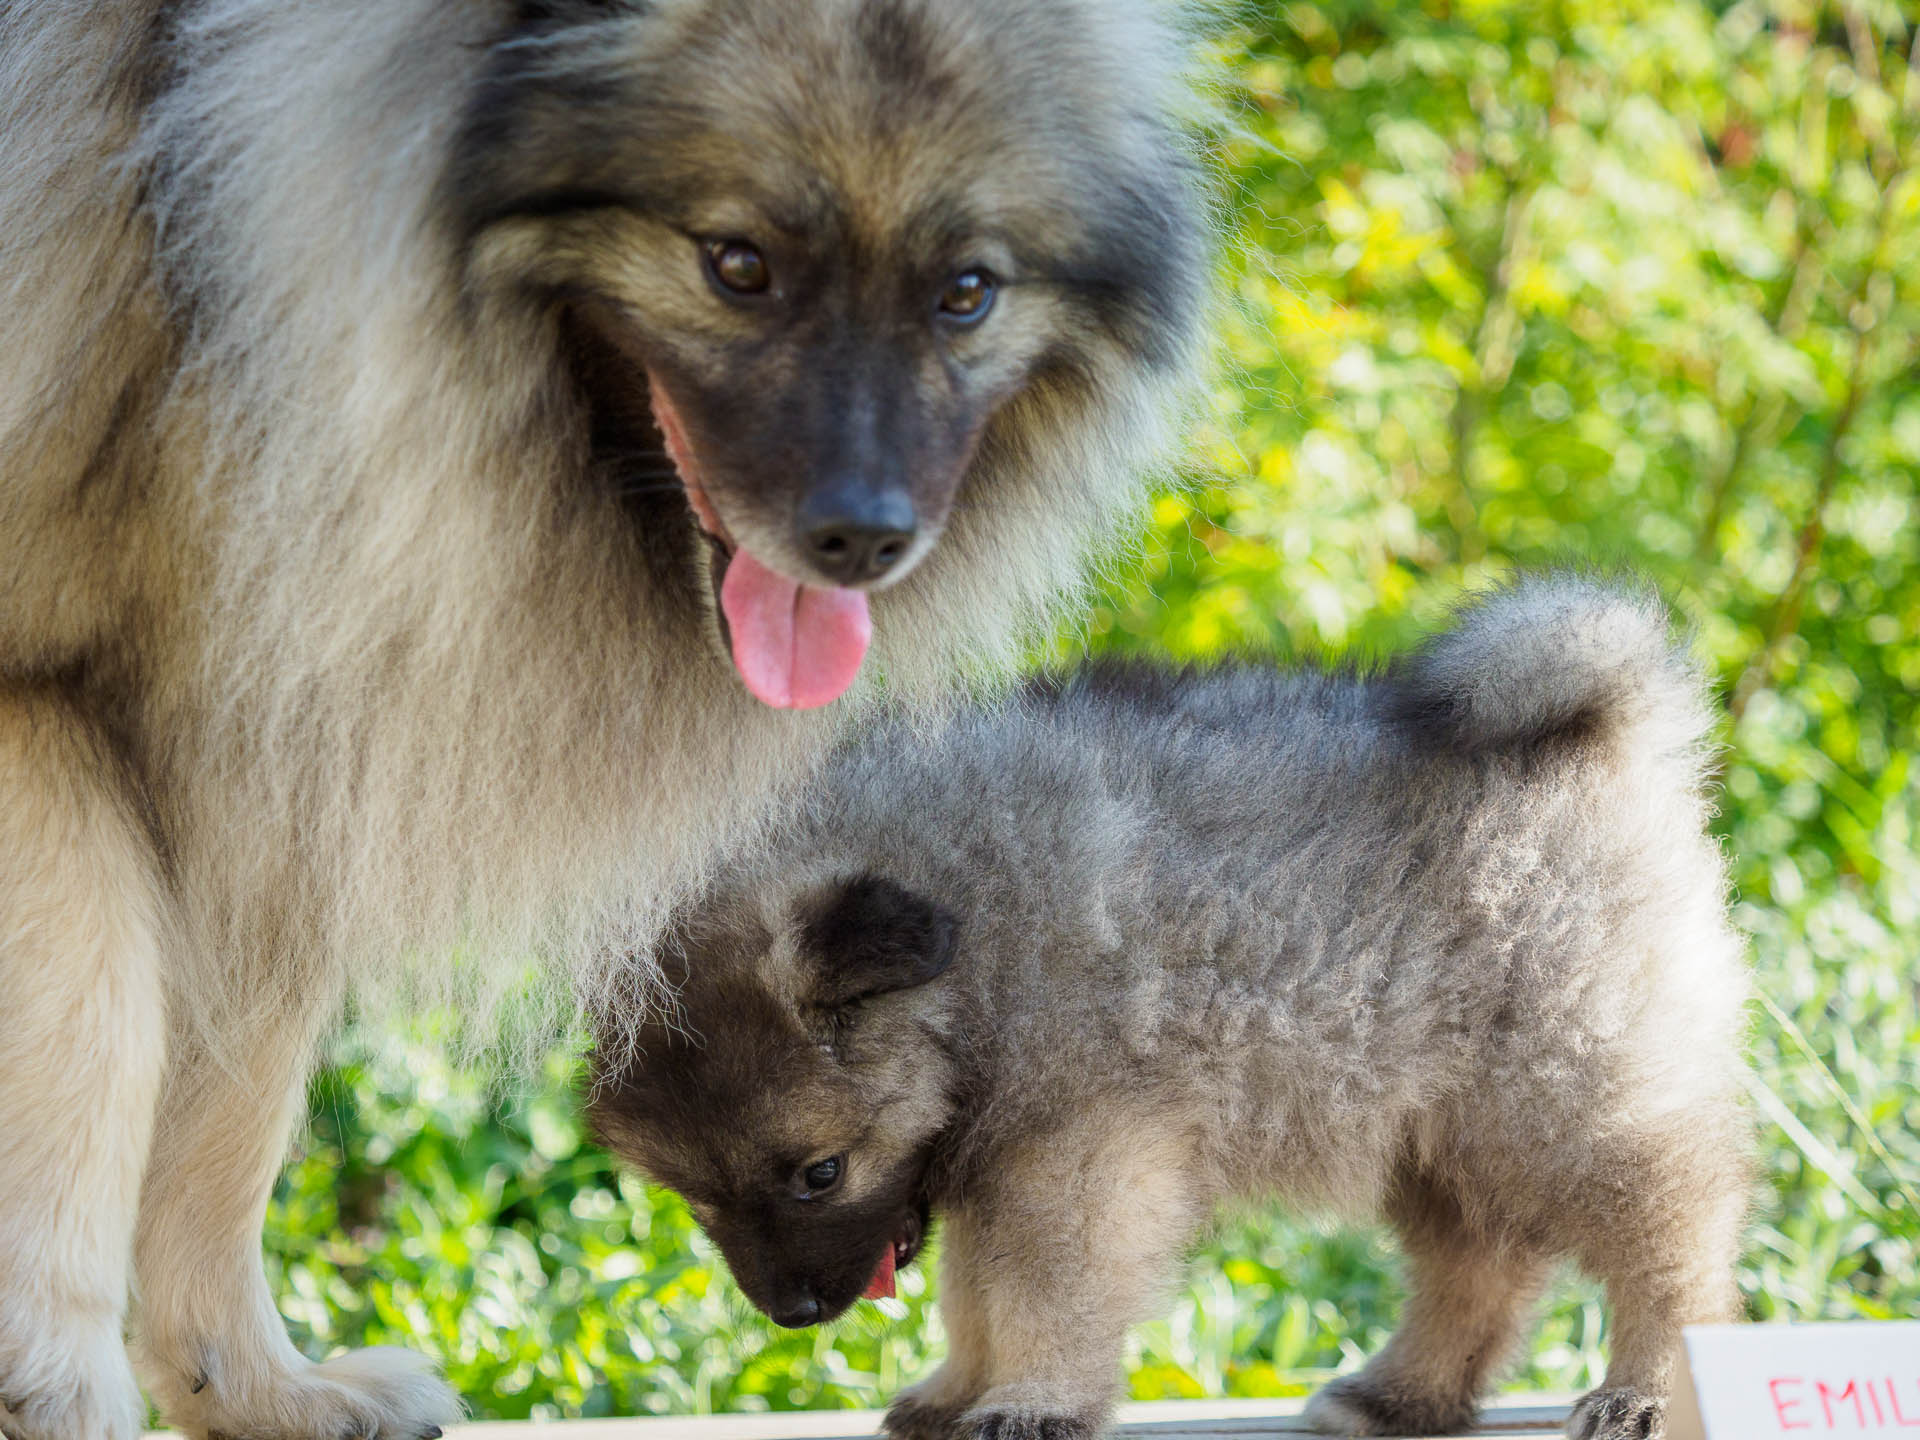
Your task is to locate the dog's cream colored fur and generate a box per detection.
[0,2,1208,1435]
[0,692,170,1440]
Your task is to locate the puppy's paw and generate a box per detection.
[886,1391,968,1440]
[149,1345,460,1440]
[957,1401,1102,1440]
[1567,1387,1663,1440]
[0,1311,145,1440]
[1302,1372,1477,1437]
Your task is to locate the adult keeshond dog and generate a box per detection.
[592,576,1754,1440]
[0,2,1209,1437]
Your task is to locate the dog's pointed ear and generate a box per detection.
[804,874,959,1008]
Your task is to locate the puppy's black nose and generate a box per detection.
[770,1295,822,1328]
[797,484,916,586]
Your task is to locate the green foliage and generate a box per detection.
[266,0,1920,1418]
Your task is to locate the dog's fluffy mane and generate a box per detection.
[0,0,1214,1066]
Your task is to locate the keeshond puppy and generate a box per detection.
[592,577,1754,1440]
[0,2,1208,1437]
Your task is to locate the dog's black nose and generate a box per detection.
[769,1295,822,1328]
[798,485,916,586]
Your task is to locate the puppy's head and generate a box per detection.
[450,0,1205,708]
[591,873,962,1327]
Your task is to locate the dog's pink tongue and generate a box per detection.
[863,1245,897,1301]
[720,548,871,709]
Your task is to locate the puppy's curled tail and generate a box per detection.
[1392,573,1718,764]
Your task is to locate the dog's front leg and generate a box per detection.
[0,692,170,1440]
[889,1115,1203,1440]
[131,1002,460,1440]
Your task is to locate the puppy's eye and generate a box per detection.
[705,239,770,295]
[800,1155,844,1196]
[938,269,995,322]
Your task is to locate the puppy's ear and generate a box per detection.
[803,874,959,1008]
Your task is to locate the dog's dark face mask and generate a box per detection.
[590,874,962,1326]
[449,0,1204,709]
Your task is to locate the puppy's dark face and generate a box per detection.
[449,0,1202,708]
[591,875,962,1327]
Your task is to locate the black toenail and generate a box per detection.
[422,1429,444,1439]
[191,1373,208,1394]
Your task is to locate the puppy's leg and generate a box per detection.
[885,1221,994,1440]
[1563,1131,1746,1440]
[888,1116,1202,1440]
[1304,1173,1551,1437]
[132,1015,460,1440]
[0,691,169,1440]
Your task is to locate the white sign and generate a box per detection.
[1668,1322,1920,1439]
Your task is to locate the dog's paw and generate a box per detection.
[1302,1372,1477,1437]
[152,1346,459,1440]
[0,1310,146,1440]
[1566,1387,1663,1440]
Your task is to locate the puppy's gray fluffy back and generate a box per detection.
[726,571,1745,1210]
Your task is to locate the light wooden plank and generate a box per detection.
[433,1397,1572,1440]
[145,1395,1573,1439]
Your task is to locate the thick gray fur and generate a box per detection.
[594,574,1754,1440]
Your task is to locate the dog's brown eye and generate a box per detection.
[706,239,769,295]
[938,269,995,322]
[801,1156,844,1195]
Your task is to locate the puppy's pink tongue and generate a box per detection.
[863,1246,897,1301]
[719,548,871,709]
